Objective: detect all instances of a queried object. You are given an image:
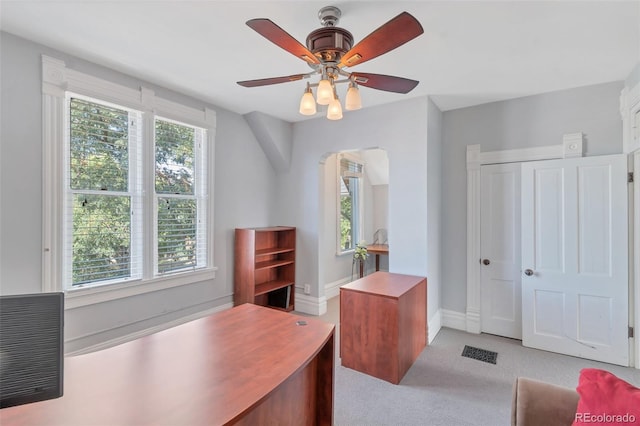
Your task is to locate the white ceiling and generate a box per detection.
[1,1,639,123]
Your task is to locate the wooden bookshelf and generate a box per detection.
[234,226,296,311]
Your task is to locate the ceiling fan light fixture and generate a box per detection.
[316,78,333,105]
[345,82,362,111]
[327,91,343,120]
[299,84,317,115]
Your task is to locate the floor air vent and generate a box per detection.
[461,345,498,364]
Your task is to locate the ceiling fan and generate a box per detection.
[237,6,424,119]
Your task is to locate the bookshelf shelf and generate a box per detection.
[255,279,295,296]
[255,259,295,270]
[255,247,294,257]
[234,227,296,311]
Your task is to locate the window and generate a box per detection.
[64,96,209,289]
[154,118,207,274]
[67,97,141,286]
[338,155,363,253]
[42,55,216,305]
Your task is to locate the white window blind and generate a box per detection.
[155,118,207,275]
[65,97,142,287]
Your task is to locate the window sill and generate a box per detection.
[65,267,218,309]
[337,249,355,257]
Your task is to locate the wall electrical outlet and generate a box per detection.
[303,284,311,294]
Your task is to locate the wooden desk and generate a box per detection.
[340,271,426,384]
[0,304,335,426]
[366,244,389,271]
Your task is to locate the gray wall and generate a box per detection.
[427,98,443,325]
[277,97,442,327]
[441,81,624,313]
[0,32,278,352]
[626,62,640,88]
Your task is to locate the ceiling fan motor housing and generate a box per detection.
[306,27,354,63]
[318,5,341,27]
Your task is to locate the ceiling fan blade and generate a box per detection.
[237,74,307,88]
[350,73,419,94]
[246,19,320,65]
[339,12,424,68]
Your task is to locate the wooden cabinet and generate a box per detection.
[234,226,296,311]
[340,271,426,384]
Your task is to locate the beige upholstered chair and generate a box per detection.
[511,377,580,426]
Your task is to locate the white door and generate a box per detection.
[480,164,522,339]
[521,155,629,366]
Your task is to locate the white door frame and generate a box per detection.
[621,81,640,367]
[465,135,584,334]
[633,149,640,368]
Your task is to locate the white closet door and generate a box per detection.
[521,155,628,366]
[480,163,522,339]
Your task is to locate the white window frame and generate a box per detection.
[42,55,217,309]
[336,153,364,255]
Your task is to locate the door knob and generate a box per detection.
[482,259,490,265]
[524,269,534,276]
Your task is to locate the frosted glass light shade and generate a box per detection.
[316,79,333,105]
[345,86,362,110]
[299,91,317,115]
[327,98,343,120]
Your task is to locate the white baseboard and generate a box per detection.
[441,309,467,331]
[295,293,327,316]
[66,302,233,356]
[428,309,442,344]
[465,308,481,333]
[324,276,351,299]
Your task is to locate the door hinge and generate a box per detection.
[630,326,634,338]
[629,172,634,183]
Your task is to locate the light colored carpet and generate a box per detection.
[299,296,640,426]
